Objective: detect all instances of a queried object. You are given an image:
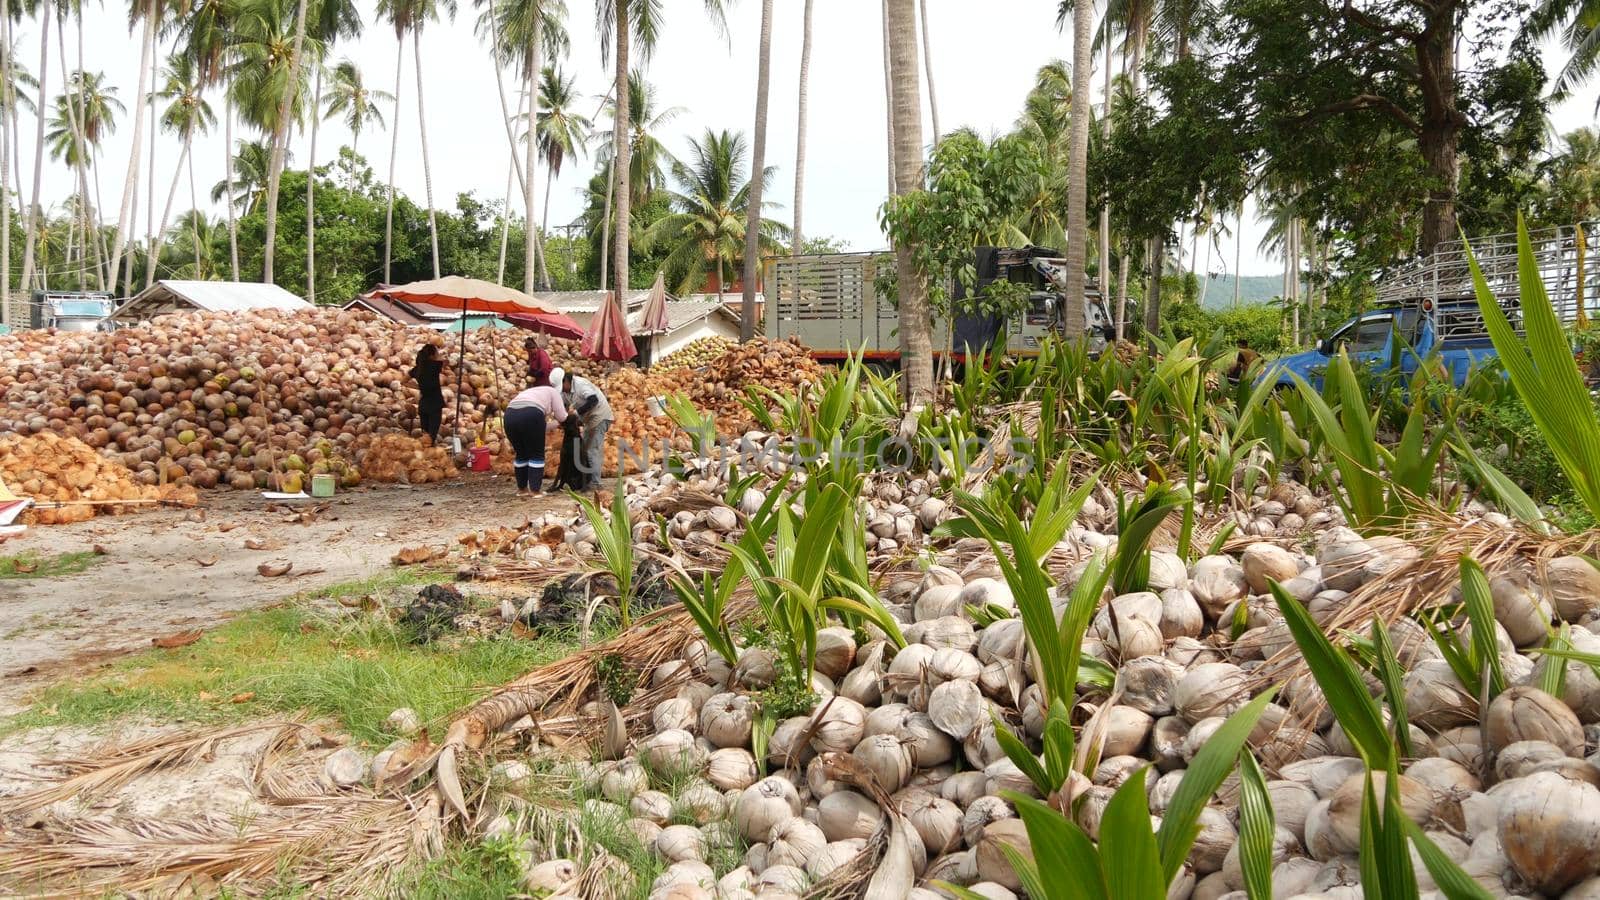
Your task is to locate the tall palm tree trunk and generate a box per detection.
[791,0,812,257]
[124,187,137,296]
[151,138,190,284]
[1,1,14,324]
[54,21,93,289]
[522,17,540,293]
[144,61,156,287]
[496,157,513,284]
[917,0,938,142]
[187,138,202,277]
[383,40,404,283]
[1233,202,1242,308]
[413,30,440,279]
[223,84,239,279]
[109,0,153,293]
[1063,0,1092,336]
[262,0,308,284]
[880,0,895,197]
[611,0,630,296]
[599,141,614,290]
[886,0,932,402]
[740,0,773,341]
[1098,26,1111,323]
[1144,234,1162,340]
[19,4,49,293]
[306,64,321,302]
[76,11,105,287]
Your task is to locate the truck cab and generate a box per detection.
[1260,297,1504,390]
[31,291,115,332]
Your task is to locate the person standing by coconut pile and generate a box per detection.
[525,334,553,384]
[408,344,447,446]
[504,368,566,494]
[562,370,613,491]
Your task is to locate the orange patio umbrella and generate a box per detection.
[370,277,562,445]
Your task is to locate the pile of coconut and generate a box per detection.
[480,494,1600,900]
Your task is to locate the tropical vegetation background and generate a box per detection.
[0,0,1595,368]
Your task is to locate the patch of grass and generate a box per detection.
[0,550,100,579]
[394,836,528,900]
[1,598,580,743]
[298,566,451,602]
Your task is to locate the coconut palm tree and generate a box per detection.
[302,0,362,302]
[0,32,39,320]
[19,0,51,293]
[1526,0,1600,109]
[44,70,116,164]
[1063,0,1093,338]
[377,0,455,281]
[212,138,278,215]
[884,0,933,401]
[165,208,219,278]
[597,70,681,207]
[646,128,788,300]
[107,0,169,294]
[483,0,567,291]
[535,63,587,283]
[594,0,729,297]
[149,52,214,287]
[740,0,773,340]
[321,59,387,157]
[176,0,239,278]
[242,0,312,284]
[791,0,812,258]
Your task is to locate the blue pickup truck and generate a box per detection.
[1259,297,1507,390]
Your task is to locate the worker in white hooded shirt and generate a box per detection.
[561,371,613,490]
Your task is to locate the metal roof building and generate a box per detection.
[108,280,311,324]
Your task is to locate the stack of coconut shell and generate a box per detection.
[0,308,821,489]
[0,431,198,523]
[464,447,1600,900]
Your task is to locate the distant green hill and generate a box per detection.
[1198,274,1285,309]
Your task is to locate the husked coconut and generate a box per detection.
[768,716,817,769]
[924,850,978,888]
[976,619,1026,664]
[916,584,964,622]
[601,759,649,803]
[632,790,674,824]
[678,782,727,824]
[643,730,706,773]
[732,647,778,689]
[1173,662,1251,723]
[1489,574,1554,647]
[974,819,1031,891]
[1159,588,1205,639]
[1402,658,1479,729]
[656,823,707,862]
[806,839,867,881]
[854,733,914,794]
[928,679,988,741]
[1190,555,1248,617]
[1096,705,1155,757]
[767,817,828,870]
[809,697,868,754]
[942,770,990,808]
[1093,592,1166,660]
[736,777,803,842]
[1220,824,1296,890]
[983,758,1037,797]
[819,790,884,842]
[1533,627,1600,722]
[1147,552,1189,592]
[1497,771,1600,894]
[1120,655,1185,716]
[901,790,964,854]
[1241,543,1300,592]
[930,648,983,683]
[1545,556,1600,622]
[962,796,1015,848]
[1487,686,1584,755]
[913,616,979,652]
[1151,716,1190,771]
[1435,727,1486,774]
[1279,756,1367,799]
[1327,772,1435,853]
[654,698,698,734]
[1189,807,1236,874]
[960,578,1016,615]
[707,748,760,791]
[888,707,957,768]
[814,627,857,679]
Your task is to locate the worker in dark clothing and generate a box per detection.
[504,369,566,494]
[562,371,613,490]
[409,345,446,445]
[1227,339,1261,383]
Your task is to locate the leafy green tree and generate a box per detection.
[45,70,117,165]
[321,59,389,157]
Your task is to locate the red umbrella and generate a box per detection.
[501,310,585,340]
[581,290,638,361]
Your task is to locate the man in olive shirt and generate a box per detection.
[562,371,614,490]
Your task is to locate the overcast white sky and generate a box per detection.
[14,0,1599,287]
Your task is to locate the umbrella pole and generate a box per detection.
[454,297,466,450]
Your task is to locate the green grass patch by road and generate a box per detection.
[1,573,580,743]
[0,550,101,579]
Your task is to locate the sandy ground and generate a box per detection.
[0,475,574,715]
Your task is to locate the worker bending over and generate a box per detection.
[562,371,613,491]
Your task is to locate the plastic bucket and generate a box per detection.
[468,446,492,472]
[310,473,336,498]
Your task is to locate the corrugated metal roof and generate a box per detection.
[110,280,310,322]
[531,289,655,313]
[634,300,735,334]
[155,281,310,312]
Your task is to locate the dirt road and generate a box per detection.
[0,476,571,714]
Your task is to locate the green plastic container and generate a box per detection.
[310,473,336,498]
